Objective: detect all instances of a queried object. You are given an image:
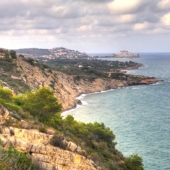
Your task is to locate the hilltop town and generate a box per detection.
[16,47,90,60]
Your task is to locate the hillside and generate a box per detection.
[0,49,159,111]
[0,84,144,170]
[0,107,100,170]
[0,48,158,169]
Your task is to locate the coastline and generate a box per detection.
[57,61,161,112]
[62,88,116,116]
[61,78,161,117]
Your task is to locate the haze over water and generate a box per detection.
[63,53,170,170]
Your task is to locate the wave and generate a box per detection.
[82,101,88,105]
[131,87,139,90]
[150,81,164,86]
[76,94,87,100]
[62,89,117,116]
[62,105,82,117]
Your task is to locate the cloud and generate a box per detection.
[133,22,150,30]
[107,0,145,14]
[117,14,136,23]
[77,0,112,3]
[21,0,56,7]
[161,13,170,26]
[157,0,170,10]
[0,0,170,52]
[77,25,92,31]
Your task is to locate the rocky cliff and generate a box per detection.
[0,127,99,170]
[0,107,99,170]
[14,57,159,111]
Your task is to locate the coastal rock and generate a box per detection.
[0,126,99,170]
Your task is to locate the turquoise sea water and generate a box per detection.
[63,53,170,170]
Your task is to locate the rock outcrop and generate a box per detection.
[0,127,99,170]
[0,107,100,170]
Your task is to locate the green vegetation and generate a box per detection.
[0,86,20,111]
[0,145,42,170]
[0,74,30,93]
[24,57,49,70]
[21,87,62,121]
[0,48,7,53]
[125,154,144,170]
[39,58,140,79]
[9,50,17,59]
[0,86,144,170]
[0,50,30,93]
[38,58,144,84]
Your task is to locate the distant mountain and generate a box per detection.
[16,47,89,59]
[16,48,51,57]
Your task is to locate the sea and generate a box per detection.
[62,53,170,170]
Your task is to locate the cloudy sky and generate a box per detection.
[0,0,170,53]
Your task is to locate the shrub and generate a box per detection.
[13,95,24,107]
[125,154,144,170]
[0,146,34,170]
[46,113,63,130]
[25,58,35,66]
[5,117,14,127]
[50,135,68,150]
[9,50,16,59]
[0,87,22,111]
[3,103,20,111]
[39,126,47,133]
[87,122,115,144]
[22,87,62,122]
[0,86,13,103]
[0,161,12,170]
[0,48,6,53]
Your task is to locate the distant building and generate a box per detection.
[115,51,139,58]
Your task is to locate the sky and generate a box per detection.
[0,0,170,53]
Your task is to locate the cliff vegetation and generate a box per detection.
[0,85,144,170]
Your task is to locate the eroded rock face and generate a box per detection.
[0,126,99,170]
[0,107,99,170]
[16,57,127,111]
[0,106,10,123]
[14,57,160,111]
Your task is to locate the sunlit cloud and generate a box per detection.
[161,13,170,26]
[107,0,144,14]
[133,22,150,30]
